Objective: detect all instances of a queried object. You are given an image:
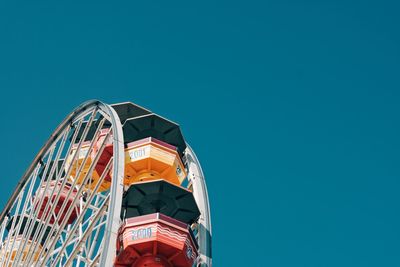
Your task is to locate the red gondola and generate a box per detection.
[34,181,80,225]
[115,213,198,267]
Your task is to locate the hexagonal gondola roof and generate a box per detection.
[123,114,186,158]
[121,179,200,224]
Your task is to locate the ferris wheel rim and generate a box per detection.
[185,144,212,266]
[0,99,125,266]
[0,100,213,267]
[0,99,100,222]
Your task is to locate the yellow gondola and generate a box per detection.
[64,138,111,192]
[65,134,187,192]
[0,236,42,265]
[124,137,186,186]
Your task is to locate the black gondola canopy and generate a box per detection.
[6,215,52,245]
[111,102,152,124]
[123,114,187,157]
[121,180,200,224]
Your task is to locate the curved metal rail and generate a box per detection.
[0,100,212,267]
[186,145,212,267]
[0,100,124,266]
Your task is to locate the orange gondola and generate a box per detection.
[86,135,187,189]
[124,137,186,186]
[65,129,113,192]
[2,215,53,265]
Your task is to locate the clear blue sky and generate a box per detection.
[0,1,399,266]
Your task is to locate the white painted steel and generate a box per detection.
[0,100,212,267]
[185,145,212,267]
[0,100,124,267]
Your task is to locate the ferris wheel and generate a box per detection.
[0,100,212,267]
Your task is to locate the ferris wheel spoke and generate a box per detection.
[6,105,115,267]
[2,197,21,264]
[0,101,126,267]
[27,118,108,265]
[21,131,77,266]
[87,215,106,260]
[16,126,72,262]
[88,251,101,267]
[50,195,109,266]
[39,154,113,266]
[13,130,71,266]
[1,193,24,266]
[4,126,72,266]
[0,217,8,247]
[47,235,79,260]
[63,198,109,267]
[7,165,41,266]
[0,101,212,267]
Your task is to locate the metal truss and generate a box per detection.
[0,100,212,267]
[185,145,213,267]
[0,100,124,267]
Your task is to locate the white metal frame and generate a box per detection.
[0,100,124,267]
[185,145,212,267]
[0,100,212,267]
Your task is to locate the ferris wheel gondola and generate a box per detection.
[0,100,212,267]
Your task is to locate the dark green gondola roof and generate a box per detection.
[123,114,186,158]
[121,180,200,225]
[6,215,53,246]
